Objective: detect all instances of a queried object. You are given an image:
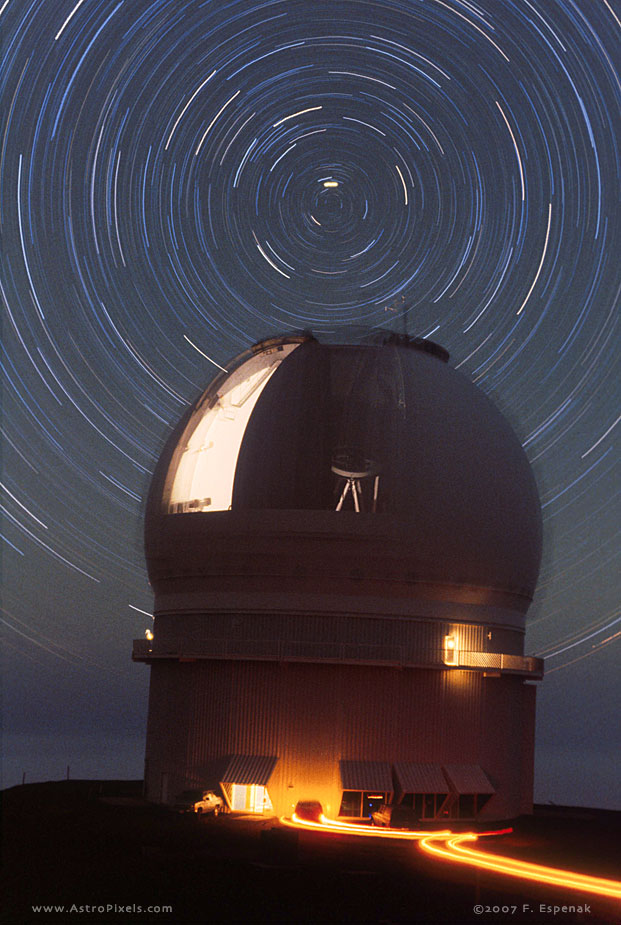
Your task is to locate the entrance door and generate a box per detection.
[230,783,272,813]
[231,783,246,810]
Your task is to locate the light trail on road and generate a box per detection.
[281,811,453,840]
[282,814,621,900]
[419,832,621,900]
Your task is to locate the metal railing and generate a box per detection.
[132,638,543,677]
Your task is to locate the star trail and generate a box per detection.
[1,0,619,805]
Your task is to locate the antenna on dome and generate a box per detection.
[383,294,411,338]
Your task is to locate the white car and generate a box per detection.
[173,789,224,815]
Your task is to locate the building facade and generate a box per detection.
[134,333,543,822]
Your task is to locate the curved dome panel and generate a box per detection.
[147,334,542,606]
[164,338,304,513]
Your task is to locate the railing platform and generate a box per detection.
[132,639,543,678]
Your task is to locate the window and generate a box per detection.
[401,792,449,819]
[362,792,386,818]
[456,793,492,817]
[339,790,386,818]
[458,794,476,818]
[339,790,362,817]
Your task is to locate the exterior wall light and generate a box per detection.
[444,634,458,666]
[145,629,154,641]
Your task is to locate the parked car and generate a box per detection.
[294,800,323,822]
[173,789,224,815]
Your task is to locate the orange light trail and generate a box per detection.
[419,833,621,900]
[281,812,452,840]
[281,815,621,900]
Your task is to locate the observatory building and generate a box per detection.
[134,332,543,822]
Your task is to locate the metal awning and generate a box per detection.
[339,760,393,792]
[220,754,278,786]
[443,764,495,794]
[393,763,448,794]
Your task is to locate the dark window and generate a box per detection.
[456,793,492,817]
[339,790,362,817]
[362,792,386,818]
[402,793,448,819]
[459,794,476,818]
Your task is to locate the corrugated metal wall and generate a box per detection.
[144,658,534,819]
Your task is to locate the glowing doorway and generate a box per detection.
[230,783,273,813]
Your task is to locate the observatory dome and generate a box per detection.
[145,334,542,623]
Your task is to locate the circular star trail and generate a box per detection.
[1,0,619,795]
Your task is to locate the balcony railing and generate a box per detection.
[132,638,543,677]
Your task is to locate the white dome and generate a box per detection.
[146,334,542,613]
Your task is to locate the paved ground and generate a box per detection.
[1,781,619,923]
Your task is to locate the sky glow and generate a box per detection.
[1,0,619,807]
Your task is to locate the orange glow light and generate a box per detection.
[280,814,621,900]
[444,634,458,665]
[281,812,452,840]
[419,833,621,900]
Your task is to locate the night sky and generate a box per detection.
[2,1,619,809]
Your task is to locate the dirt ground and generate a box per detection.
[2,781,619,924]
